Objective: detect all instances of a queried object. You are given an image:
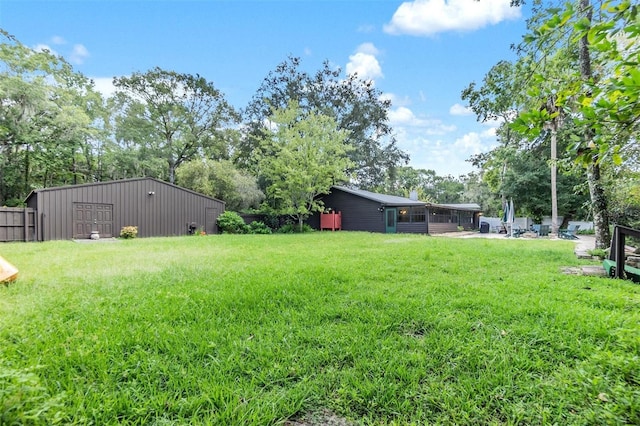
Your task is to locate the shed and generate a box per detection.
[308,186,482,234]
[25,177,225,241]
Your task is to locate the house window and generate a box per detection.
[398,208,410,222]
[431,209,458,223]
[398,207,426,223]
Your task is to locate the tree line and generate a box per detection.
[2,0,638,244]
[0,30,477,222]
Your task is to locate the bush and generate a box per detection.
[216,211,248,234]
[577,228,595,235]
[588,248,607,260]
[277,223,314,234]
[248,221,272,234]
[120,226,138,239]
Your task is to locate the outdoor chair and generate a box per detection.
[559,224,580,239]
[538,224,550,237]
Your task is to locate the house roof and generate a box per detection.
[332,186,427,206]
[435,203,482,212]
[25,177,225,204]
[332,186,482,212]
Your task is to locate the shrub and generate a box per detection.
[217,211,248,234]
[588,248,607,260]
[277,223,314,234]
[120,226,138,239]
[577,228,595,235]
[248,221,272,234]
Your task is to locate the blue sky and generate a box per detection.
[1,0,530,177]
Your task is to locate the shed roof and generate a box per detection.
[25,177,225,204]
[332,186,427,206]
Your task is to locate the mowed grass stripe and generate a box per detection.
[1,232,638,425]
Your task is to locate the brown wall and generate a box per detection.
[426,223,459,234]
[0,208,37,242]
[27,178,224,241]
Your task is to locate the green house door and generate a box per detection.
[385,208,397,233]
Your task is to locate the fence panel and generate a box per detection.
[0,208,37,242]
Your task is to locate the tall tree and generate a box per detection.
[242,56,408,189]
[462,59,524,209]
[113,67,239,184]
[256,102,353,230]
[0,30,103,204]
[576,0,610,248]
[510,0,640,247]
[176,159,264,211]
[383,166,466,204]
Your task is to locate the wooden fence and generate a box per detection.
[0,208,37,242]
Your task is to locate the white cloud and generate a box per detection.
[453,132,486,153]
[70,44,90,64]
[400,129,498,176]
[384,0,521,37]
[33,38,90,65]
[481,127,496,138]
[449,103,473,116]
[346,43,383,82]
[392,111,501,176]
[91,77,117,98]
[389,106,456,134]
[389,106,417,124]
[51,35,66,45]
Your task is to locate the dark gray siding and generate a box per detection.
[397,222,428,233]
[28,178,224,241]
[311,189,386,233]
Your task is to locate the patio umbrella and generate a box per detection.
[502,201,509,224]
[508,198,515,237]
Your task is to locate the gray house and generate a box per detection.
[25,177,225,241]
[308,186,481,234]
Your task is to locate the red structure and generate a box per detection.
[320,211,342,231]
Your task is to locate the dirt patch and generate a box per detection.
[285,409,353,426]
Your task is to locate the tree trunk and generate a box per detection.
[578,0,610,249]
[168,160,176,184]
[587,163,610,249]
[545,96,561,237]
[550,128,559,236]
[23,144,30,198]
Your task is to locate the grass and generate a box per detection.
[1,232,639,425]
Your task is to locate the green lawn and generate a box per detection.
[1,233,638,425]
